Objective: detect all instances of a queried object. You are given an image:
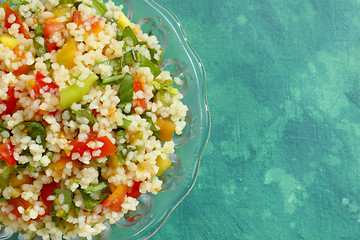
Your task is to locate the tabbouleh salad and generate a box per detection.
[0,0,188,238]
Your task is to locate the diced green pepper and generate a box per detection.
[60,72,99,110]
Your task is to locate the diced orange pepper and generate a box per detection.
[48,157,81,178]
[156,119,176,142]
[101,184,127,212]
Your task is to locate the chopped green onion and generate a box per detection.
[123,26,138,45]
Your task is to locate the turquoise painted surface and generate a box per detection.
[155,0,360,239]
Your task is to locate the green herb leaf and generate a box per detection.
[116,129,126,137]
[149,48,164,66]
[16,163,29,172]
[123,26,138,45]
[116,25,123,41]
[92,0,107,16]
[51,189,73,220]
[141,111,160,140]
[16,121,47,147]
[79,183,110,212]
[121,119,132,129]
[58,0,75,4]
[0,120,9,133]
[122,50,137,66]
[116,151,126,163]
[34,24,44,37]
[0,159,15,191]
[69,107,98,126]
[10,0,29,5]
[83,182,108,194]
[95,57,123,72]
[139,54,161,78]
[117,73,134,112]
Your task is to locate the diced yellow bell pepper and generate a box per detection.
[156,156,172,176]
[138,161,155,174]
[0,33,18,50]
[52,6,70,18]
[117,11,140,34]
[108,153,121,168]
[10,174,34,188]
[0,1,10,9]
[156,118,176,142]
[56,39,77,69]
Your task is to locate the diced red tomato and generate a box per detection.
[70,132,117,160]
[40,181,58,212]
[128,213,141,223]
[0,86,18,118]
[101,184,127,212]
[0,142,16,167]
[91,109,99,117]
[13,64,31,76]
[89,17,104,35]
[71,11,104,35]
[132,76,147,111]
[31,71,59,99]
[42,18,64,38]
[45,40,57,52]
[8,197,30,217]
[126,181,142,199]
[4,8,30,39]
[71,10,83,25]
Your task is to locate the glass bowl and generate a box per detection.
[0,0,210,239]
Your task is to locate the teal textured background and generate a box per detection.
[155,0,360,239]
